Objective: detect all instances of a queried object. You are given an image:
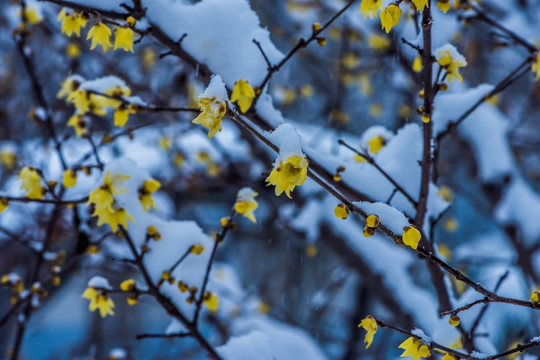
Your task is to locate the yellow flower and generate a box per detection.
[88,172,132,232]
[67,114,88,137]
[0,151,16,169]
[98,207,134,233]
[62,169,77,188]
[436,46,467,83]
[87,22,112,52]
[412,55,423,72]
[398,337,431,360]
[66,89,90,114]
[113,104,136,127]
[114,26,135,52]
[265,155,309,199]
[159,136,172,151]
[191,244,205,254]
[58,9,88,37]
[360,0,383,19]
[305,244,318,257]
[230,79,255,113]
[19,7,43,25]
[139,179,161,211]
[368,135,385,154]
[402,225,421,249]
[368,34,390,51]
[437,0,450,12]
[437,185,453,202]
[358,316,378,349]
[66,42,81,58]
[19,167,45,200]
[203,292,219,311]
[531,291,540,303]
[366,214,380,228]
[334,204,349,220]
[442,354,456,360]
[82,287,115,317]
[449,315,460,326]
[192,97,227,139]
[412,0,429,11]
[234,188,259,223]
[380,4,402,33]
[0,198,8,213]
[532,52,540,81]
[57,77,81,99]
[120,279,136,292]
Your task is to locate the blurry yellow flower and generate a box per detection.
[67,114,88,137]
[358,316,378,349]
[368,135,385,154]
[402,225,421,249]
[87,22,112,52]
[265,155,308,198]
[0,198,8,213]
[334,203,349,220]
[62,169,77,188]
[438,0,451,12]
[139,179,161,211]
[82,287,115,317]
[230,79,255,113]
[19,167,45,199]
[58,9,88,37]
[412,55,423,72]
[203,292,219,311]
[192,97,227,139]
[120,279,136,292]
[66,42,81,58]
[412,0,429,11]
[0,151,16,169]
[532,52,540,81]
[114,26,135,52]
[234,188,259,223]
[436,46,467,83]
[368,34,390,51]
[19,7,43,25]
[360,0,383,19]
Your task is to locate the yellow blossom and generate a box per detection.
[88,172,132,232]
[127,295,138,305]
[531,291,540,303]
[19,7,43,25]
[192,97,227,139]
[402,225,421,249]
[437,185,453,202]
[305,244,318,257]
[67,114,88,137]
[230,79,255,113]
[368,34,390,51]
[265,155,308,198]
[191,244,205,254]
[412,55,423,72]
[203,292,219,311]
[364,226,375,237]
[234,188,259,223]
[0,198,8,213]
[66,89,90,114]
[360,0,383,19]
[159,136,172,151]
[62,169,77,188]
[436,46,467,83]
[368,135,385,154]
[82,287,115,317]
[366,214,380,228]
[58,9,88,37]
[0,151,16,169]
[442,354,456,360]
[412,0,429,11]
[334,204,349,220]
[114,26,135,52]
[449,315,460,326]
[57,77,81,99]
[369,103,383,118]
[380,4,402,33]
[66,42,81,58]
[120,279,136,292]
[19,167,45,200]
[438,0,451,12]
[532,52,540,81]
[358,316,378,349]
[300,85,314,98]
[87,22,112,52]
[139,179,161,211]
[398,337,431,360]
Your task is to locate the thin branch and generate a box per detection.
[136,332,190,340]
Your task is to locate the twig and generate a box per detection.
[136,332,190,340]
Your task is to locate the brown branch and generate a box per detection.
[136,332,191,340]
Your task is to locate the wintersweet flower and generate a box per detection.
[398,337,431,360]
[82,286,115,317]
[412,0,429,11]
[265,155,309,198]
[87,22,112,52]
[532,52,540,81]
[58,8,88,37]
[139,179,161,211]
[19,167,45,200]
[368,135,385,154]
[66,89,90,114]
[192,97,227,139]
[88,172,132,232]
[437,0,450,12]
[114,26,135,52]
[230,79,255,113]
[62,169,77,188]
[234,187,259,223]
[0,198,8,213]
[359,0,383,19]
[442,354,456,360]
[402,225,422,249]
[358,316,378,348]
[334,204,349,219]
[57,77,81,99]
[203,292,219,311]
[67,114,88,137]
[19,7,43,25]
[120,279,136,292]
[436,45,467,83]
[380,4,401,33]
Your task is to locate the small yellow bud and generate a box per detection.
[312,22,321,32]
[418,89,425,98]
[120,279,136,292]
[147,225,157,235]
[191,244,205,255]
[363,226,375,237]
[178,281,189,293]
[402,225,422,250]
[126,16,136,27]
[439,83,449,91]
[161,271,171,281]
[258,301,270,314]
[220,217,230,227]
[421,115,431,123]
[449,315,460,326]
[127,294,138,305]
[203,292,219,311]
[86,245,100,254]
[334,204,349,220]
[0,198,8,213]
[366,215,380,228]
[305,244,318,258]
[333,174,342,182]
[531,291,540,303]
[52,276,61,286]
[317,37,327,46]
